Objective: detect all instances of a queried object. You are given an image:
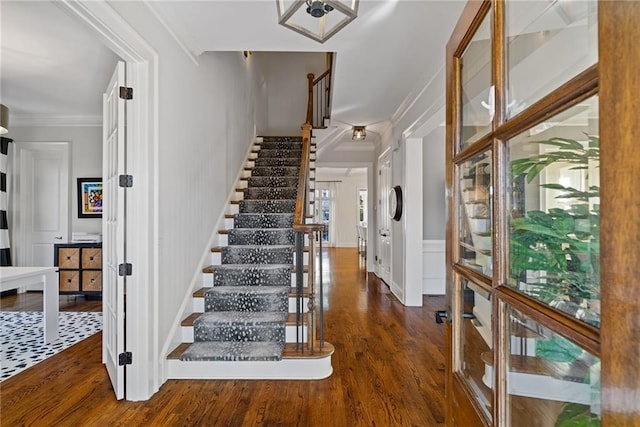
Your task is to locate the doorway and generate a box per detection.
[376,149,392,285]
[314,184,336,246]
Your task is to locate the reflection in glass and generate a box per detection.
[460,8,492,149]
[501,306,601,426]
[506,0,598,117]
[508,95,600,327]
[457,278,493,421]
[458,150,492,276]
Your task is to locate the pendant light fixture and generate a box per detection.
[276,0,359,44]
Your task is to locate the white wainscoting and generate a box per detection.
[423,240,445,295]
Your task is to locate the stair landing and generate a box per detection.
[167,342,334,380]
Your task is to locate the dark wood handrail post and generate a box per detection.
[306,74,314,126]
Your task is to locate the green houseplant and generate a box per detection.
[510,135,602,425]
[509,135,600,326]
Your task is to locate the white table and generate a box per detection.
[0,267,59,343]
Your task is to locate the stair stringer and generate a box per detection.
[160,137,262,379]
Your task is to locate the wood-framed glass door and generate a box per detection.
[444,1,640,425]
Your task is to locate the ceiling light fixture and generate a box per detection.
[0,104,9,135]
[276,0,359,44]
[352,126,366,140]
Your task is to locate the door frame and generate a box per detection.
[60,0,158,401]
[376,148,392,285]
[13,142,70,268]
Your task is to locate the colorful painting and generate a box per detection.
[77,178,102,218]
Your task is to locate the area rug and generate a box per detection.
[0,311,102,381]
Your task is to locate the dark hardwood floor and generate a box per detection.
[0,248,446,426]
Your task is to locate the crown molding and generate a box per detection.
[144,1,202,65]
[390,65,445,133]
[11,114,102,128]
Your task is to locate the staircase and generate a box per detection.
[167,136,333,379]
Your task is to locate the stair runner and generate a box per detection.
[180,137,303,362]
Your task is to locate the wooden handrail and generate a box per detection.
[294,123,322,232]
[313,69,331,85]
[306,74,314,127]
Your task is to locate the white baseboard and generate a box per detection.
[423,240,445,295]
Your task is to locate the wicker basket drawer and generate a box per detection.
[82,248,102,269]
[59,271,80,292]
[58,248,80,269]
[82,270,102,292]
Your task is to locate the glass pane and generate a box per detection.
[506,0,598,118]
[508,95,600,327]
[503,306,601,426]
[457,277,493,421]
[458,150,492,276]
[460,8,493,150]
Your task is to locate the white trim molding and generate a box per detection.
[422,240,445,295]
[11,115,103,128]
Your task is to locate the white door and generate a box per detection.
[377,150,391,284]
[16,143,69,272]
[103,61,126,400]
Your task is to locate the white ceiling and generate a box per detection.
[0,1,120,122]
[0,0,466,136]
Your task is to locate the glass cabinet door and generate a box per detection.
[504,306,601,426]
[460,7,493,151]
[458,150,493,276]
[508,95,600,327]
[456,277,494,422]
[505,0,598,118]
[444,0,617,425]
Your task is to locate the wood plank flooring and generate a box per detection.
[0,248,446,426]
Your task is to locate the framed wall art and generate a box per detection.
[77,178,103,218]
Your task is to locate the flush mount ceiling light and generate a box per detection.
[352,126,366,140]
[0,104,9,135]
[276,0,359,44]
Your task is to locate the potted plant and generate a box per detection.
[509,135,600,327]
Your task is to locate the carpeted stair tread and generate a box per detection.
[193,311,288,327]
[250,166,300,177]
[206,285,290,295]
[243,187,298,200]
[204,263,292,273]
[227,228,295,245]
[233,213,294,228]
[239,199,296,214]
[256,149,302,158]
[193,311,287,343]
[221,245,294,265]
[204,264,292,286]
[246,176,300,188]
[254,157,301,167]
[204,286,289,312]
[179,341,284,361]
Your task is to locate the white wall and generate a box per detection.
[314,170,367,248]
[109,1,267,370]
[423,126,446,240]
[7,125,103,235]
[375,64,449,302]
[254,52,326,135]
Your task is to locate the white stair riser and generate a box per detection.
[167,356,332,380]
